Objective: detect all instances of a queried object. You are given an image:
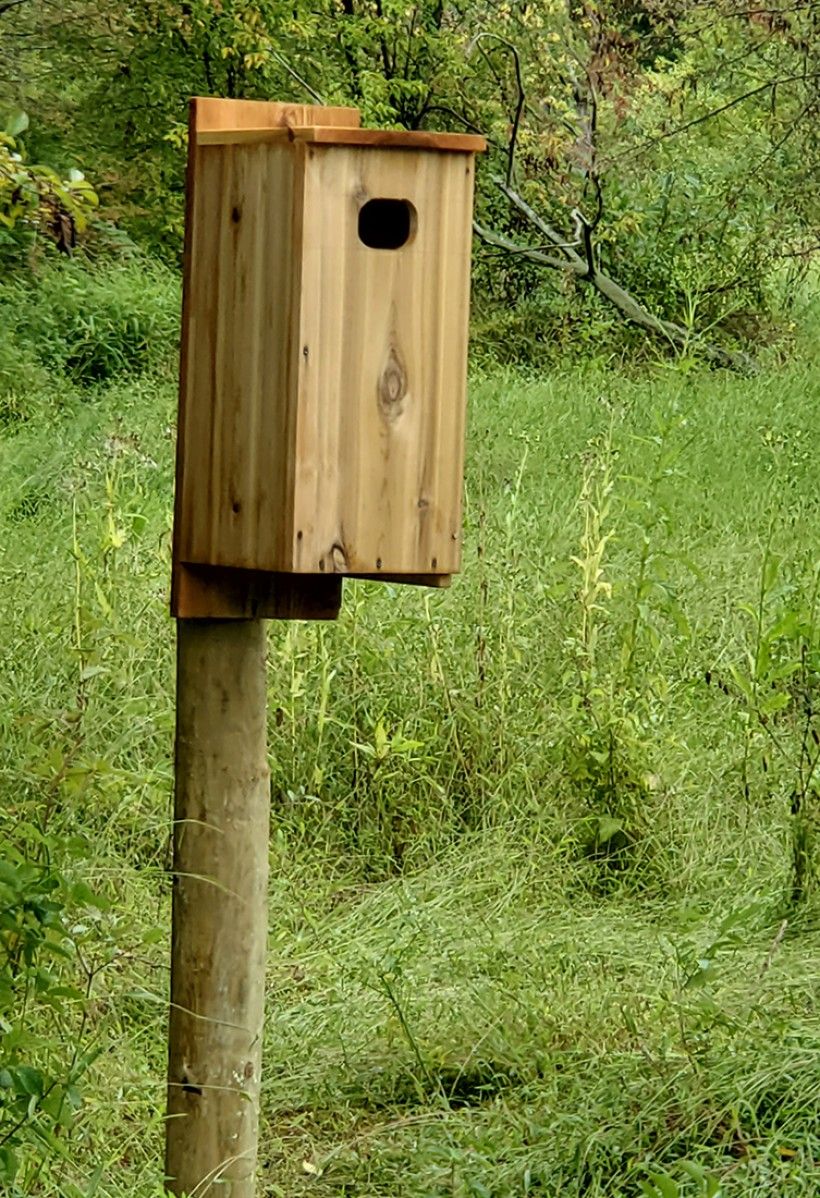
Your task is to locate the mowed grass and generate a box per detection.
[0,348,819,1196]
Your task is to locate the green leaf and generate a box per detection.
[4,110,29,137]
[686,958,717,988]
[70,880,108,909]
[79,665,107,682]
[674,553,705,581]
[59,1185,85,1198]
[760,690,791,716]
[69,1044,104,1081]
[0,860,22,889]
[93,580,114,619]
[468,1183,493,1198]
[763,552,781,594]
[727,664,753,701]
[0,1145,19,1182]
[42,984,86,1003]
[10,1064,44,1096]
[596,815,625,843]
[84,1163,105,1196]
[130,511,148,536]
[644,1172,680,1198]
[768,611,800,640]
[679,1161,707,1182]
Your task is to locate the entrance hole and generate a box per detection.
[358,199,416,250]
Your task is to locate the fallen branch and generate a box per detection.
[476,176,758,373]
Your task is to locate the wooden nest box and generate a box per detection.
[172,97,485,619]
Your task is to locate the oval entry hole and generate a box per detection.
[358,199,416,250]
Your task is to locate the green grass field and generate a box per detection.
[1,302,819,1196]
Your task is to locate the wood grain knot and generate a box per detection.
[377,344,408,424]
[330,543,348,572]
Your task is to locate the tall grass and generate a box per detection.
[0,260,818,1195]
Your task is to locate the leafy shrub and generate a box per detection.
[0,852,99,1189]
[471,279,644,368]
[0,318,50,425]
[0,110,98,267]
[7,256,179,386]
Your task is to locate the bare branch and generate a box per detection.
[466,32,525,187]
[493,175,584,260]
[476,178,758,373]
[604,71,820,167]
[473,221,576,271]
[572,208,596,279]
[420,104,500,144]
[264,48,326,105]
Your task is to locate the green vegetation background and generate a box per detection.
[0,2,819,1196]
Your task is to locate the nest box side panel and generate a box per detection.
[291,145,475,578]
[176,141,302,574]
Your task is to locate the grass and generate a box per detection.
[0,273,819,1195]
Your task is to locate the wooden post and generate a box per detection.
[166,618,269,1197]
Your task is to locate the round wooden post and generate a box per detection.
[166,618,269,1196]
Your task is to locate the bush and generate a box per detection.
[471,280,642,369]
[0,319,50,423]
[5,256,180,386]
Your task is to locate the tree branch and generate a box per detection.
[266,48,326,105]
[467,32,525,186]
[494,175,583,257]
[604,71,820,167]
[473,221,577,271]
[477,179,758,373]
[572,208,596,279]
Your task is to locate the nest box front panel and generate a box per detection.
[291,144,475,578]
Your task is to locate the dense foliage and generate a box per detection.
[0,110,97,262]
[1,1,818,352]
